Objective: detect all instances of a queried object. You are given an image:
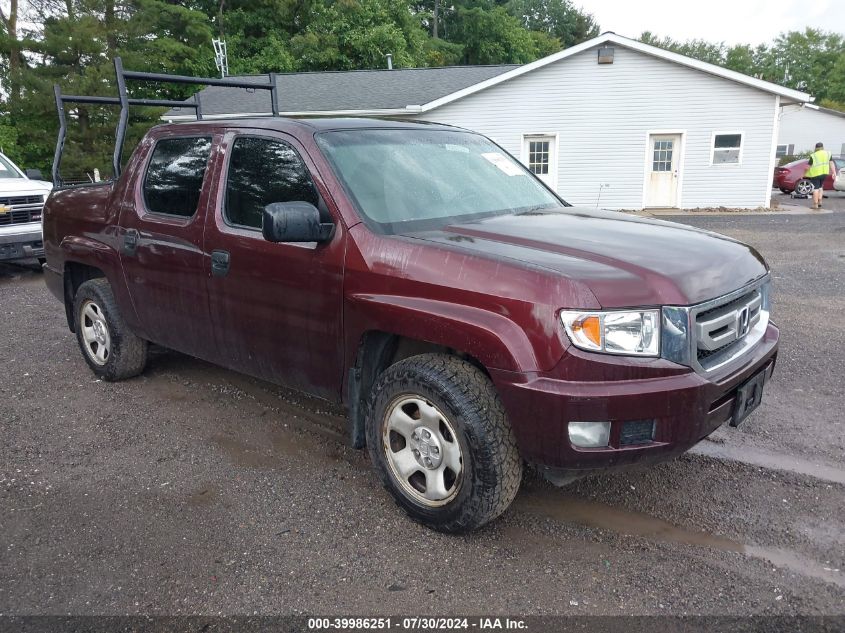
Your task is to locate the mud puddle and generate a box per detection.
[691,440,845,486]
[518,491,845,590]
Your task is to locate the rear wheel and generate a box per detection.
[73,278,147,381]
[794,179,814,196]
[366,353,522,533]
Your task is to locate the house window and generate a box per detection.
[527,140,550,175]
[521,134,557,189]
[712,133,743,165]
[776,144,795,158]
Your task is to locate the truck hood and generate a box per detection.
[0,179,52,195]
[402,207,768,307]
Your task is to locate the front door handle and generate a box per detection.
[123,228,139,256]
[211,249,230,277]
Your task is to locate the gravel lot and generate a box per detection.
[772,188,845,212]
[1,211,844,619]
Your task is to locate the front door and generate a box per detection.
[204,131,346,400]
[645,134,681,208]
[118,134,216,358]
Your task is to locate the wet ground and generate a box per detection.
[1,212,844,618]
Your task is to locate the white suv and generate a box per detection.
[0,151,52,264]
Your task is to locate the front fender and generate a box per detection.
[345,293,549,374]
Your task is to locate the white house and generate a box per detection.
[166,33,810,210]
[778,104,845,158]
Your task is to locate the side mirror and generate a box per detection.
[262,201,334,243]
[25,168,44,181]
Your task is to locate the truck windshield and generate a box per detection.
[0,154,24,179]
[316,129,562,233]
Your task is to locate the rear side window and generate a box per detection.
[143,137,212,217]
[225,136,319,229]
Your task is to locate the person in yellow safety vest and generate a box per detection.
[804,142,834,209]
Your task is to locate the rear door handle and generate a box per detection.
[123,228,139,256]
[211,249,230,277]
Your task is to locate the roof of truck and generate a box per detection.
[154,116,462,134]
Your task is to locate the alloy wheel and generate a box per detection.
[80,300,111,366]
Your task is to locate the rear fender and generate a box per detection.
[60,235,141,334]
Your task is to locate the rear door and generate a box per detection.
[118,133,217,358]
[203,130,346,400]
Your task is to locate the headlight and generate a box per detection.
[560,309,660,356]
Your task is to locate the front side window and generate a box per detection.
[0,153,23,179]
[225,136,319,229]
[316,129,561,234]
[712,133,743,165]
[143,137,212,217]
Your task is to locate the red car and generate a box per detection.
[773,156,845,195]
[43,62,779,532]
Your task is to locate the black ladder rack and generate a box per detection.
[52,57,279,187]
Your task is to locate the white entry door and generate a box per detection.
[522,135,557,190]
[645,134,681,207]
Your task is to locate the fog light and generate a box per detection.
[568,421,611,448]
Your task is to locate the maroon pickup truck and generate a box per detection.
[43,117,778,532]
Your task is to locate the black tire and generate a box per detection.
[366,353,522,533]
[73,278,147,381]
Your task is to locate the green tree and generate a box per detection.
[507,0,598,48]
[768,29,844,102]
[289,0,430,70]
[448,5,543,64]
[0,0,214,178]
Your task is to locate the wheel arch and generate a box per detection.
[63,261,107,332]
[345,330,503,450]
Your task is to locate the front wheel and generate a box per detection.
[73,278,148,381]
[794,178,814,196]
[366,354,522,533]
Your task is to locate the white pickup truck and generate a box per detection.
[0,151,52,264]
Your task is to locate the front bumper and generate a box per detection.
[490,322,779,473]
[0,223,44,262]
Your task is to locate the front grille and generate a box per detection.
[691,286,766,372]
[697,343,732,362]
[0,194,44,227]
[0,195,43,206]
[0,206,42,226]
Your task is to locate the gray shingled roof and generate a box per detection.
[164,65,516,117]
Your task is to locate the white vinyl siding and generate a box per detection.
[412,45,779,209]
[778,106,845,156]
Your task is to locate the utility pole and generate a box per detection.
[433,0,439,38]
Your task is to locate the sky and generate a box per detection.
[579,0,845,46]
